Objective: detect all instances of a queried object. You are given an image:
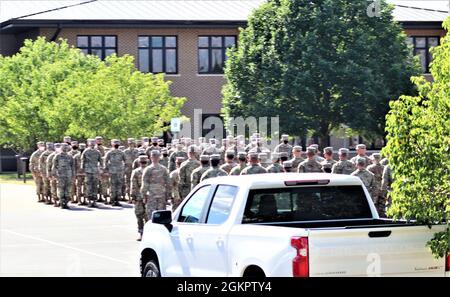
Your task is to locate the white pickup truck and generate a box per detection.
[139,173,449,277]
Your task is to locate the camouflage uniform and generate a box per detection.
[298,148,323,173]
[81,140,102,206]
[320,147,337,173]
[267,162,284,173]
[200,155,228,181]
[46,148,59,206]
[30,143,45,201]
[178,148,201,199]
[350,144,372,166]
[159,148,170,168]
[381,164,394,211]
[274,134,293,159]
[240,153,268,175]
[131,156,149,237]
[367,154,385,217]
[73,144,86,205]
[351,157,376,201]
[332,148,355,175]
[124,139,139,201]
[219,150,236,174]
[95,137,109,201]
[169,145,188,172]
[52,145,75,208]
[104,140,126,206]
[39,143,54,203]
[289,146,304,172]
[68,141,79,202]
[141,150,171,219]
[191,155,210,188]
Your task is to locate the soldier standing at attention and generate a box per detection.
[200,154,228,181]
[220,150,236,174]
[159,148,170,168]
[124,138,139,203]
[298,147,323,173]
[81,139,102,208]
[351,157,376,201]
[63,136,72,146]
[52,144,75,209]
[289,146,304,172]
[240,152,268,175]
[331,148,356,175]
[170,157,185,210]
[367,153,386,217]
[30,141,45,202]
[131,155,149,241]
[46,143,60,207]
[310,144,325,163]
[73,143,86,205]
[179,146,201,200]
[95,136,108,203]
[190,155,210,188]
[274,134,293,159]
[69,141,79,203]
[39,142,54,204]
[320,147,337,173]
[229,152,248,176]
[104,139,126,207]
[350,144,372,166]
[169,143,188,172]
[267,153,285,173]
[141,150,171,220]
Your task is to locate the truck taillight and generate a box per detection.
[291,236,309,277]
[446,254,450,272]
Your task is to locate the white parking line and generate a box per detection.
[2,229,132,265]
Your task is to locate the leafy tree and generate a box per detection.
[0,37,185,152]
[222,0,420,146]
[383,18,450,258]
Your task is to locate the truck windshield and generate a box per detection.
[242,186,372,223]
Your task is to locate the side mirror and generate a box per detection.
[151,210,173,232]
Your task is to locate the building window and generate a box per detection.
[406,36,440,73]
[77,35,117,60]
[198,36,236,74]
[138,36,177,74]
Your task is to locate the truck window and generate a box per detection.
[242,186,372,223]
[206,185,238,224]
[178,185,211,223]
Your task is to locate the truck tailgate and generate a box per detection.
[308,225,446,277]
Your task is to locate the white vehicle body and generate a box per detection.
[140,173,449,277]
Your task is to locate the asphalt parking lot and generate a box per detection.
[0,183,140,276]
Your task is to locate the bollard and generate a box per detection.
[20,157,28,183]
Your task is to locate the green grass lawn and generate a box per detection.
[0,172,34,185]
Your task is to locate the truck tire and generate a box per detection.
[143,260,160,277]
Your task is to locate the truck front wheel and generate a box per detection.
[143,260,160,277]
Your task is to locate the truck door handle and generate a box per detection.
[368,230,391,238]
[216,237,224,247]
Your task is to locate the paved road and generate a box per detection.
[0,183,141,276]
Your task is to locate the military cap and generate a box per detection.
[176,156,186,163]
[142,137,149,142]
[281,134,289,140]
[138,155,148,163]
[138,148,146,155]
[151,137,158,142]
[87,138,95,145]
[118,145,125,150]
[209,138,216,144]
[150,150,161,157]
[225,150,235,157]
[323,147,334,154]
[356,144,366,150]
[54,143,62,148]
[176,143,184,149]
[306,147,316,154]
[258,153,268,160]
[61,143,70,152]
[71,141,78,146]
[283,160,293,168]
[271,152,280,160]
[63,136,71,142]
[111,139,120,145]
[293,146,302,152]
[338,148,349,154]
[310,144,319,149]
[79,143,86,150]
[200,155,210,161]
[248,152,259,160]
[45,142,54,147]
[356,157,366,166]
[161,148,168,154]
[157,139,164,144]
[237,152,247,159]
[187,145,197,153]
[280,152,288,158]
[210,154,221,161]
[127,138,136,144]
[37,141,45,146]
[95,136,103,141]
[371,153,381,160]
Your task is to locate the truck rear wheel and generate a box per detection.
[143,260,160,277]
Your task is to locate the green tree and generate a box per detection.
[0,37,185,152]
[383,18,450,258]
[222,0,420,146]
